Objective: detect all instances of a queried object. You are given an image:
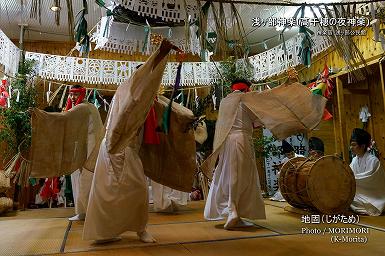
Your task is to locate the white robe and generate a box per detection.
[270,153,303,202]
[83,46,167,240]
[70,102,100,215]
[204,101,266,221]
[350,152,385,216]
[83,136,148,240]
[71,169,93,214]
[150,180,189,212]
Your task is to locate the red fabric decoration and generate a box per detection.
[0,81,8,107]
[322,108,333,121]
[231,82,251,92]
[40,178,60,201]
[143,104,160,144]
[0,97,6,107]
[65,87,87,110]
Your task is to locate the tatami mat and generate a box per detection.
[52,244,191,256]
[183,229,385,256]
[261,199,385,234]
[263,199,289,209]
[148,201,206,224]
[0,218,68,255]
[356,215,385,230]
[64,219,276,253]
[1,200,385,256]
[0,207,75,220]
[54,228,385,256]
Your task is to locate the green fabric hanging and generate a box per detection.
[93,89,101,109]
[297,5,314,68]
[95,0,105,7]
[74,0,90,56]
[160,62,183,134]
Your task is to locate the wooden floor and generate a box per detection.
[0,200,385,255]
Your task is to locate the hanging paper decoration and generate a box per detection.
[46,82,52,103]
[103,98,109,112]
[94,15,114,50]
[13,89,20,102]
[211,93,217,110]
[160,62,183,134]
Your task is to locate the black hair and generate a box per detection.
[282,140,294,154]
[231,78,252,87]
[309,137,324,153]
[350,128,371,149]
[70,84,83,89]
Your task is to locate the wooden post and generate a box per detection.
[332,95,341,155]
[379,59,385,114]
[336,77,349,161]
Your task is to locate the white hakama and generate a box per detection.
[151,180,189,212]
[204,102,266,222]
[350,152,385,216]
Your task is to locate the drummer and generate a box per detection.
[281,140,303,163]
[308,137,324,160]
[349,128,385,216]
[270,140,304,201]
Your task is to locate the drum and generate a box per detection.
[279,155,356,214]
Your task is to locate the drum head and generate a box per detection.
[307,155,356,214]
[279,157,307,208]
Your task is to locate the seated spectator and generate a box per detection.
[349,128,385,216]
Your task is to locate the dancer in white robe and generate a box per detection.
[83,40,181,243]
[201,78,326,230]
[349,128,385,216]
[149,116,208,212]
[204,89,266,229]
[151,180,189,212]
[66,85,98,221]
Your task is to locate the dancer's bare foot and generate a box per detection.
[224,216,240,230]
[225,218,256,230]
[137,230,156,243]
